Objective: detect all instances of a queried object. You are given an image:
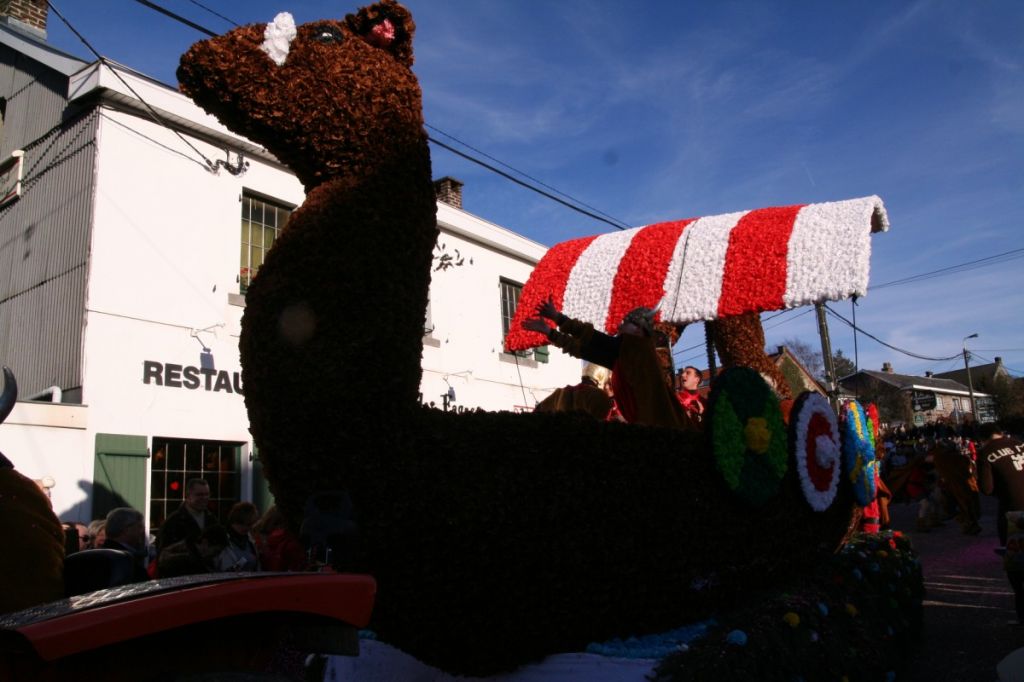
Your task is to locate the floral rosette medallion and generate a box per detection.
[841,400,877,506]
[708,366,788,506]
[789,392,841,511]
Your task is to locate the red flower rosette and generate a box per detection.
[789,391,841,511]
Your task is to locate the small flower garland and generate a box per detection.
[709,367,788,507]
[841,400,877,506]
[790,392,840,512]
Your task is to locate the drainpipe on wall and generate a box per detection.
[25,386,62,402]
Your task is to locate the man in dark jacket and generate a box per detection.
[103,506,150,583]
[156,478,220,555]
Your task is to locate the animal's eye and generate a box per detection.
[314,27,344,44]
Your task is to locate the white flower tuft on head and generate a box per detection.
[261,12,297,66]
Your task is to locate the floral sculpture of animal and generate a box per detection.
[178,3,852,675]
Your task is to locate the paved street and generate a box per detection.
[890,495,1024,681]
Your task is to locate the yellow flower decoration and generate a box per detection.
[848,452,864,484]
[783,611,800,628]
[744,417,771,454]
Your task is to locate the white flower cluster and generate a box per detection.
[261,12,297,67]
[783,195,888,310]
[562,229,639,331]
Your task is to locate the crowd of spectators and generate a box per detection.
[54,478,312,589]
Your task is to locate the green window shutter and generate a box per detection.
[251,443,276,513]
[534,345,550,363]
[93,433,149,521]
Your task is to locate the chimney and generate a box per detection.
[924,371,933,378]
[433,176,464,209]
[777,345,785,355]
[996,357,1003,366]
[882,362,894,374]
[0,0,48,40]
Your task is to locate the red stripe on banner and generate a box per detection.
[603,219,695,333]
[504,235,599,351]
[717,204,805,318]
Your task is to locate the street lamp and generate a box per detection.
[963,333,979,424]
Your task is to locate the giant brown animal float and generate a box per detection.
[173,1,891,675]
[11,1,890,677]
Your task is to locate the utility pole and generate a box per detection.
[815,302,838,413]
[962,333,978,424]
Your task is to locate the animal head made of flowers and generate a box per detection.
[177,0,422,191]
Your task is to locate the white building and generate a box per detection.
[0,7,578,527]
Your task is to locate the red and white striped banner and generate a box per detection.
[505,195,888,351]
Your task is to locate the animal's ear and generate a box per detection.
[345,0,415,67]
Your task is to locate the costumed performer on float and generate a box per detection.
[534,362,614,421]
[675,365,707,425]
[522,297,697,431]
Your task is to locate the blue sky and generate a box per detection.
[45,1,1024,381]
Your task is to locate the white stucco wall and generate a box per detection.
[420,204,580,412]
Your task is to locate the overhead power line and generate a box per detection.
[49,2,218,170]
[428,137,629,231]
[117,0,1024,250]
[126,0,634,232]
[972,353,1024,377]
[426,124,630,230]
[824,305,961,362]
[132,0,217,37]
[187,0,239,27]
[870,247,1024,291]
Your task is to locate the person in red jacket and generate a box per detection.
[675,365,706,424]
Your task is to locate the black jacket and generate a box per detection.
[156,504,220,555]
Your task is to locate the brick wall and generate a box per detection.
[433,176,464,209]
[0,0,48,33]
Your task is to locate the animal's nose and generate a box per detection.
[262,12,298,67]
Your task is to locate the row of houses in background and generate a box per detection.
[700,348,1004,429]
[839,359,1005,428]
[0,4,579,527]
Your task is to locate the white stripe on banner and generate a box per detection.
[663,211,748,324]
[783,197,882,309]
[562,228,641,329]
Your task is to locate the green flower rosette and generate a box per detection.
[841,400,877,507]
[708,367,788,507]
